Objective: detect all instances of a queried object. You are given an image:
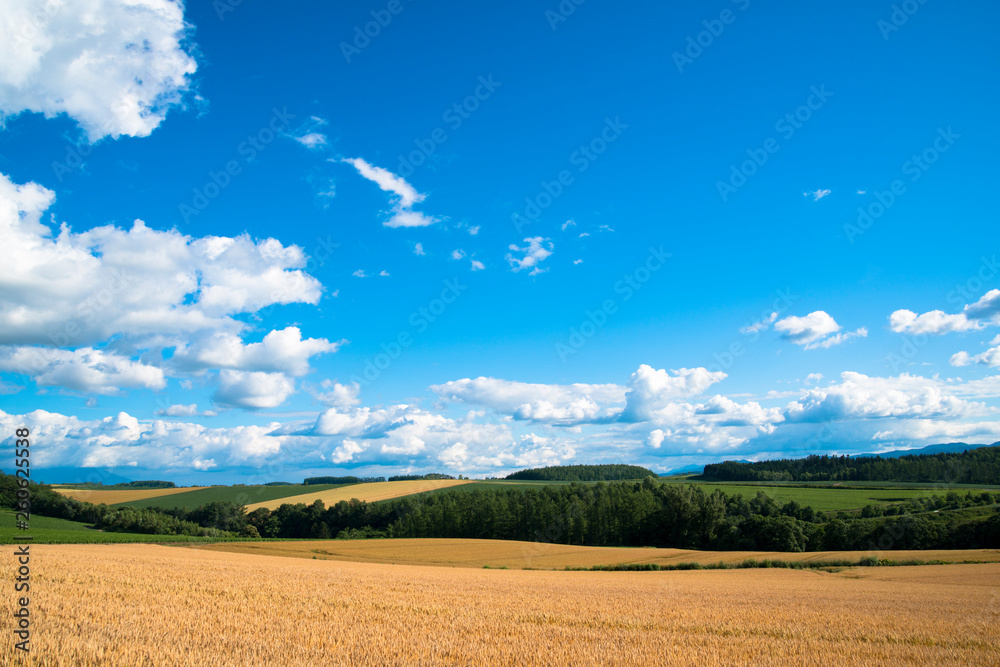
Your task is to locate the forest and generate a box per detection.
[4,473,998,551]
[504,464,657,481]
[701,445,1000,483]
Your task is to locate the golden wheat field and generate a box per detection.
[244,479,472,511]
[51,486,208,505]
[3,543,998,666]
[191,537,1000,570]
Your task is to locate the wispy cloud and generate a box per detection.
[506,237,554,276]
[342,157,439,228]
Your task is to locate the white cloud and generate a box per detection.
[561,219,576,231]
[774,311,843,348]
[0,173,323,347]
[621,365,727,422]
[294,133,327,149]
[951,346,1000,368]
[694,395,782,427]
[379,270,390,277]
[467,226,480,236]
[889,309,979,335]
[331,438,366,464]
[155,404,216,418]
[573,259,583,265]
[805,327,867,350]
[0,346,164,394]
[313,380,361,407]
[805,373,824,384]
[784,372,981,423]
[451,249,466,260]
[740,311,778,335]
[506,237,553,275]
[437,441,468,467]
[431,376,625,425]
[307,403,516,468]
[213,370,295,409]
[342,157,438,228]
[352,269,367,278]
[805,189,831,201]
[965,290,1000,321]
[381,209,438,229]
[171,327,343,377]
[646,429,665,449]
[470,260,485,271]
[0,408,287,470]
[889,290,1000,336]
[0,0,197,141]
[413,243,425,256]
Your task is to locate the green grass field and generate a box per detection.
[668,482,973,512]
[115,483,353,509]
[397,479,997,512]
[0,511,235,545]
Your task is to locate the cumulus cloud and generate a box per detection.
[0,0,197,140]
[312,380,361,407]
[889,309,979,335]
[307,403,518,468]
[506,237,553,275]
[646,429,665,449]
[950,346,1000,368]
[331,438,366,464]
[774,311,842,347]
[784,372,981,423]
[890,289,1000,336]
[0,174,323,346]
[0,408,287,470]
[342,157,438,228]
[213,370,296,410]
[171,327,343,377]
[0,346,164,394]
[431,376,625,425]
[621,365,727,422]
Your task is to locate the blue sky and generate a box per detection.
[1,0,998,484]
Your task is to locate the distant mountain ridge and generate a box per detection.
[851,442,997,459]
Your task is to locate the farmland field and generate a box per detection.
[52,486,208,505]
[114,483,353,510]
[192,537,1000,570]
[5,543,997,665]
[244,479,473,511]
